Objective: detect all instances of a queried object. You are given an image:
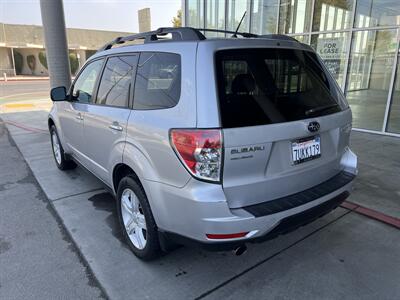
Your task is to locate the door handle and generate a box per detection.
[109,122,123,132]
[75,113,83,120]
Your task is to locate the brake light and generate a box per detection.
[170,129,222,182]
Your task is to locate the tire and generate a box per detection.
[49,125,77,170]
[117,176,161,260]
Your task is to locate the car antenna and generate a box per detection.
[232,11,246,38]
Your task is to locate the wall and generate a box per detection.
[13,48,49,76]
[0,47,14,76]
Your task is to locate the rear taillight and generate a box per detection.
[170,129,222,182]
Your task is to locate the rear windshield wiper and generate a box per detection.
[305,103,339,116]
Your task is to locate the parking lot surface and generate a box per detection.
[1,103,399,299]
[0,120,104,299]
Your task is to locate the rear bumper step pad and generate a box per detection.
[243,171,355,217]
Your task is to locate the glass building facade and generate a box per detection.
[184,0,400,136]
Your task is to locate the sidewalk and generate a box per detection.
[0,75,50,82]
[0,75,75,82]
[1,108,400,300]
[350,132,400,219]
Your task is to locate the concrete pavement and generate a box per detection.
[0,121,104,299]
[1,108,399,300]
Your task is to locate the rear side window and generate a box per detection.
[216,49,345,128]
[96,55,138,108]
[133,52,181,110]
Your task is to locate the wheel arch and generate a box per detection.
[112,163,141,194]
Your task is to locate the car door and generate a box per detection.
[58,58,104,162]
[83,54,138,184]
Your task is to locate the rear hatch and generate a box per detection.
[215,48,351,208]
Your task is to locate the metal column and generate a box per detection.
[40,0,71,88]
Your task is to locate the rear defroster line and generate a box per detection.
[341,201,400,229]
[2,120,48,134]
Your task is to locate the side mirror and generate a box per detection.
[50,86,67,101]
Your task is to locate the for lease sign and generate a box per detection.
[317,37,343,60]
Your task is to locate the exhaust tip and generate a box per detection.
[233,245,247,256]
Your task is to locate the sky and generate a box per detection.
[0,0,182,33]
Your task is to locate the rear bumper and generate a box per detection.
[145,169,355,248]
[161,190,349,251]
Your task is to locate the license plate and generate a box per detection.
[291,136,321,165]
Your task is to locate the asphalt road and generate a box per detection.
[0,121,104,299]
[0,80,50,103]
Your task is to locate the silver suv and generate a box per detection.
[48,27,357,260]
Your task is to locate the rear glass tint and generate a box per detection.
[216,49,343,128]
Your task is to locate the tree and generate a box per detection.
[172,9,182,27]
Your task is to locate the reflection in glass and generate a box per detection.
[355,0,400,28]
[311,32,349,88]
[187,0,204,28]
[227,0,249,32]
[206,0,225,37]
[251,0,279,34]
[312,0,353,32]
[387,58,400,134]
[346,29,398,130]
[279,0,313,34]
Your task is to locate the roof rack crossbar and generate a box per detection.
[97,27,206,52]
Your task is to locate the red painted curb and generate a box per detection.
[2,120,48,134]
[341,200,400,229]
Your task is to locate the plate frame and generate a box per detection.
[291,135,321,165]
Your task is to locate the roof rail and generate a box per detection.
[258,34,299,42]
[197,28,258,38]
[97,27,301,53]
[197,29,300,43]
[97,27,206,52]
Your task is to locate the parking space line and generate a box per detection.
[195,209,353,300]
[341,201,400,229]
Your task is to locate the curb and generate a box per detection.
[341,201,400,229]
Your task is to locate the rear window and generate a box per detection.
[216,48,345,128]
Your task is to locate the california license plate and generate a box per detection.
[292,136,321,165]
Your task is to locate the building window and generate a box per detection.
[278,0,313,34]
[206,0,225,37]
[187,0,204,28]
[311,32,350,88]
[312,0,354,32]
[346,29,398,131]
[251,0,279,34]
[227,0,249,32]
[387,59,400,134]
[292,34,309,43]
[355,0,400,28]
